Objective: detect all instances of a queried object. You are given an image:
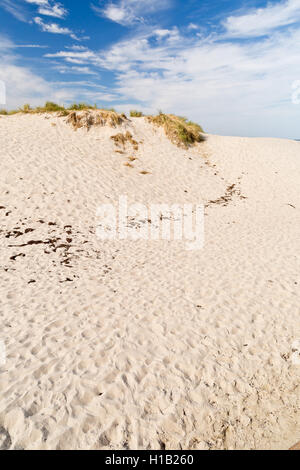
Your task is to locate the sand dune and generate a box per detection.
[0,113,299,450]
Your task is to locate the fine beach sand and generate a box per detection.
[0,113,299,450]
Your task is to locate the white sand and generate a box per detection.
[0,113,299,450]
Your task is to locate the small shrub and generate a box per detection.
[130,110,143,117]
[0,109,8,115]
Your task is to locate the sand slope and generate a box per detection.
[0,113,299,450]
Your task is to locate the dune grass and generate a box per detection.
[68,103,97,111]
[110,131,139,150]
[36,102,66,113]
[19,104,33,113]
[67,109,128,130]
[0,109,19,115]
[0,102,66,115]
[147,113,205,147]
[130,110,144,117]
[0,102,121,118]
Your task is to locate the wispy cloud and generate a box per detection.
[0,0,68,22]
[224,0,300,38]
[33,16,82,40]
[45,50,96,60]
[55,65,97,75]
[34,16,71,34]
[0,33,114,107]
[0,33,63,107]
[0,43,48,48]
[0,0,27,22]
[38,4,67,19]
[24,0,49,4]
[24,0,67,18]
[92,0,171,26]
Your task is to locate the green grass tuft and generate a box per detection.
[130,110,144,117]
[68,103,96,111]
[35,102,66,113]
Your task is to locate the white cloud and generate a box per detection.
[24,0,67,18]
[187,23,199,31]
[154,28,180,42]
[34,16,71,34]
[25,0,48,4]
[224,0,300,38]
[92,0,171,25]
[38,3,67,19]
[45,50,96,60]
[32,17,87,41]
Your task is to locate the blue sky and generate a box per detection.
[0,0,300,137]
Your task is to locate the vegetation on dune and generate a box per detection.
[0,103,205,148]
[67,109,128,130]
[68,103,97,111]
[0,109,19,115]
[147,112,205,147]
[19,104,33,113]
[130,110,144,117]
[35,102,66,113]
[0,102,66,115]
[110,131,139,150]
[0,102,121,118]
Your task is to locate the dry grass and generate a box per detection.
[147,113,205,148]
[110,131,139,151]
[67,110,127,130]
